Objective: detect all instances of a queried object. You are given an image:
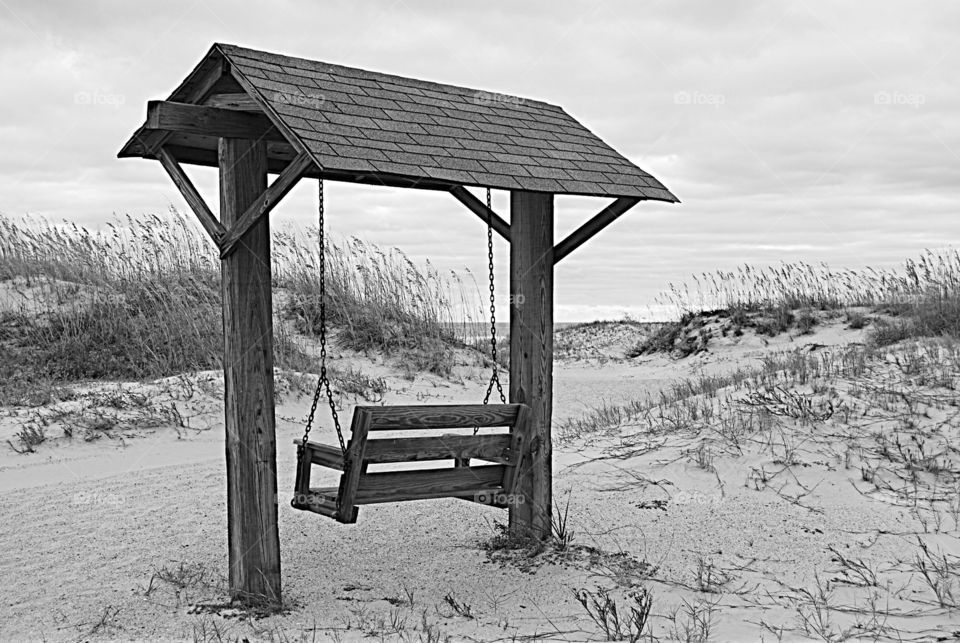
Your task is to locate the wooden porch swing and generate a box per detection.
[291,182,529,523]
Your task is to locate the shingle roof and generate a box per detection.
[120,43,677,202]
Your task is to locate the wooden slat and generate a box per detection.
[337,408,372,522]
[204,92,262,111]
[500,403,530,494]
[553,197,640,264]
[300,440,345,471]
[146,101,288,143]
[364,404,519,430]
[363,434,512,464]
[295,490,341,519]
[156,147,226,244]
[354,465,506,504]
[293,442,314,497]
[454,493,511,508]
[449,186,511,242]
[219,152,314,259]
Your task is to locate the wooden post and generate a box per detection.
[219,138,281,603]
[508,190,554,540]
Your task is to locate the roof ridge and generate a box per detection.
[215,42,564,114]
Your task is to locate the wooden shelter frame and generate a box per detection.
[119,44,676,603]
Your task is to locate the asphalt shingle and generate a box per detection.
[121,43,677,201]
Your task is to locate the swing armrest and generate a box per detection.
[294,439,346,471]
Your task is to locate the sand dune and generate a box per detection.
[2,316,959,641]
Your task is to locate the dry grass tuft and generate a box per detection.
[0,211,481,402]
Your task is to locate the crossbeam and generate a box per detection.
[219,152,314,259]
[156,147,225,245]
[449,186,511,242]
[146,101,287,143]
[204,92,262,111]
[553,197,640,264]
[135,57,227,159]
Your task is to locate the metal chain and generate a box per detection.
[483,187,506,406]
[301,179,347,455]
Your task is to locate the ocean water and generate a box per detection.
[455,321,579,342]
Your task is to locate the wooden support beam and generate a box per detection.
[146,101,287,143]
[131,57,227,159]
[156,147,225,245]
[219,137,281,604]
[449,186,511,242]
[204,92,262,111]
[553,197,640,264]
[508,190,554,540]
[219,152,314,259]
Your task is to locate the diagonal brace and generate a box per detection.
[156,146,226,245]
[449,186,510,242]
[219,152,315,259]
[553,197,641,264]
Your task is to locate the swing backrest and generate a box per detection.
[337,404,530,518]
[294,403,531,523]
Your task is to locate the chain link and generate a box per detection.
[483,187,506,406]
[301,179,347,455]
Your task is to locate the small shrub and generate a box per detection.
[627,314,709,358]
[627,321,683,357]
[913,538,960,608]
[796,310,817,335]
[330,366,387,402]
[695,557,732,593]
[755,306,794,337]
[552,494,575,550]
[870,318,915,346]
[846,309,868,329]
[7,425,46,453]
[442,593,474,619]
[573,585,653,642]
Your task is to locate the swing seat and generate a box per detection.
[291,403,530,523]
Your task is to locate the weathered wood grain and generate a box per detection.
[301,440,345,471]
[205,92,262,111]
[336,408,372,523]
[363,404,519,430]
[354,465,506,503]
[146,101,287,143]
[219,152,313,259]
[220,137,281,602]
[509,190,554,540]
[363,434,513,464]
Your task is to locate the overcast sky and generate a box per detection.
[1,1,957,321]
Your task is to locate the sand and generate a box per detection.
[1,318,958,641]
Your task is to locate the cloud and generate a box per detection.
[0,0,957,320]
